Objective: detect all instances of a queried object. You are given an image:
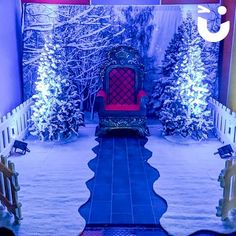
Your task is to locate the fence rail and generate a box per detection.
[0,155,22,223]
[210,98,236,149]
[0,98,33,156]
[217,158,236,220]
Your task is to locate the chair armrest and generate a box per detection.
[137,90,148,104]
[96,89,107,113]
[97,89,107,100]
[136,90,148,114]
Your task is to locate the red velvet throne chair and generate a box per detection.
[95,46,150,136]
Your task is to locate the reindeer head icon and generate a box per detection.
[198,5,230,42]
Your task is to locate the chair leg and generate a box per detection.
[96,116,150,137]
[95,125,150,137]
[95,125,108,137]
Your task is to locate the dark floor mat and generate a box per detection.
[79,134,167,227]
[79,132,233,236]
[81,225,169,236]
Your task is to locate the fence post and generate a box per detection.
[0,155,22,223]
[8,161,22,223]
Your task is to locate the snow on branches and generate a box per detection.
[30,35,84,141]
[152,13,217,140]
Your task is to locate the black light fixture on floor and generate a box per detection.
[12,140,30,155]
[214,144,234,159]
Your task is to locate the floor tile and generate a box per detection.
[131,189,151,205]
[97,160,112,170]
[112,193,132,209]
[112,213,133,224]
[130,181,148,191]
[95,170,112,183]
[129,163,145,173]
[91,184,112,202]
[113,183,130,194]
[112,198,132,214]
[82,136,166,226]
[89,202,111,224]
[133,204,155,224]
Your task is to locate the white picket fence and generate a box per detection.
[210,99,236,220]
[217,157,236,220]
[210,98,236,149]
[0,155,22,223]
[0,98,33,157]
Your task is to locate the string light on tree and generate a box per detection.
[30,36,84,141]
[159,13,213,140]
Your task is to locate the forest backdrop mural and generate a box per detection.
[22,4,220,140]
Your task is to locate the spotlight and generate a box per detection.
[12,140,30,155]
[214,144,234,159]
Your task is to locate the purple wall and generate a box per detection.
[0,0,23,117]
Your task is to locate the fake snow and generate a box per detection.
[0,126,96,236]
[147,125,236,236]
[0,124,236,235]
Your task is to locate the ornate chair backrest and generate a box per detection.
[101,46,144,105]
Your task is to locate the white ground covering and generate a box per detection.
[1,124,236,235]
[0,125,96,236]
[147,125,236,236]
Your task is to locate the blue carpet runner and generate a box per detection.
[80,132,233,236]
[81,227,236,236]
[79,134,167,231]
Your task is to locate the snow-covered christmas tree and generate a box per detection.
[201,5,221,99]
[162,30,184,77]
[159,14,213,140]
[30,36,84,141]
[150,13,219,118]
[149,18,185,117]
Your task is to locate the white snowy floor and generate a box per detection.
[147,125,236,236]
[0,125,96,236]
[0,125,236,236]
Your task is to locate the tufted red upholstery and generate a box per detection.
[108,68,136,105]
